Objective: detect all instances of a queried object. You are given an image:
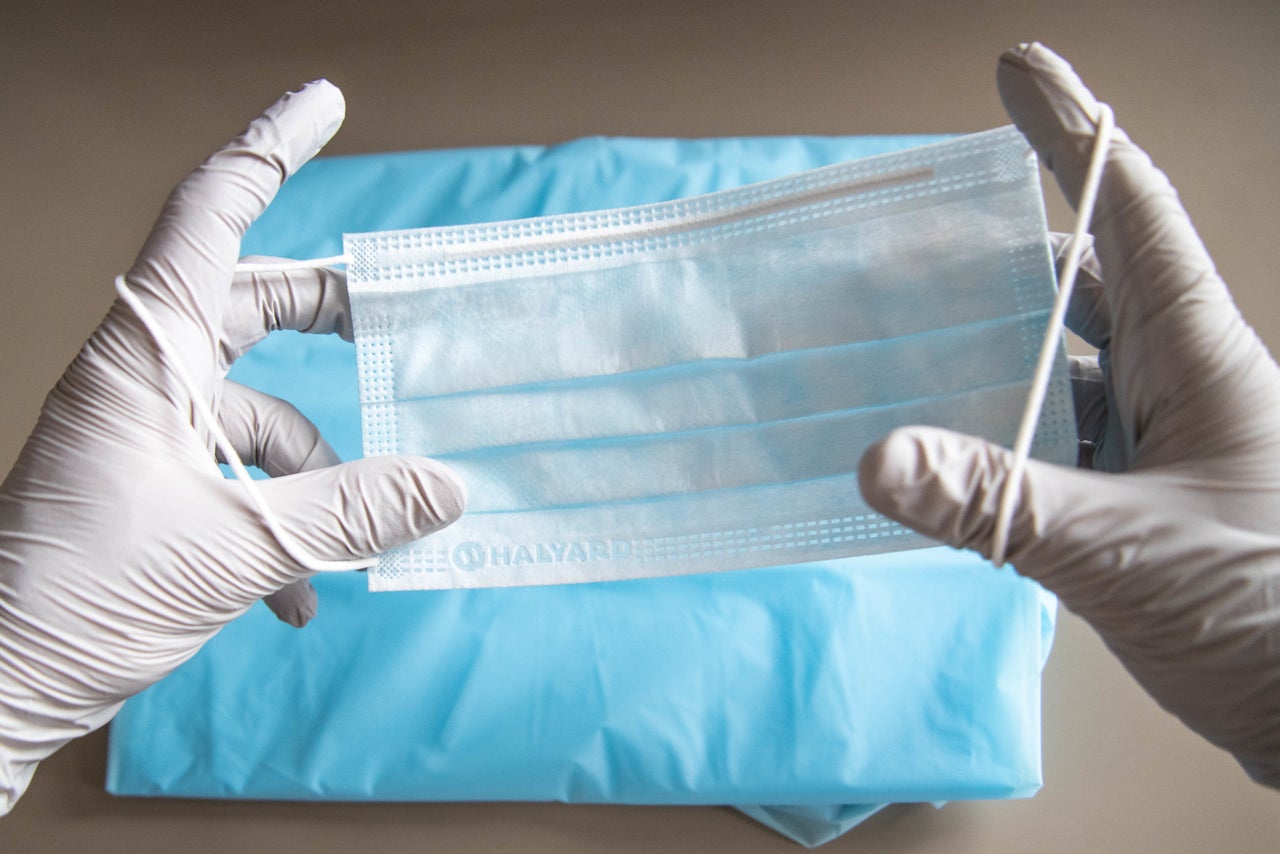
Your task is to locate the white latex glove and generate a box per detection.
[0,81,466,813]
[859,43,1280,787]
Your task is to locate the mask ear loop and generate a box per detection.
[990,104,1114,568]
[114,253,373,573]
[233,254,350,273]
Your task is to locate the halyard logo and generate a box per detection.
[450,540,632,571]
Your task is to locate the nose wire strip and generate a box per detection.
[990,105,1114,568]
[113,255,374,573]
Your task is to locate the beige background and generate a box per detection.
[2,1,1279,851]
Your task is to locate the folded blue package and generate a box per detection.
[106,135,1058,847]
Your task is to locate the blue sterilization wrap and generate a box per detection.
[106,136,1057,847]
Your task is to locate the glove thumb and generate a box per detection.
[258,455,466,571]
[858,426,1115,584]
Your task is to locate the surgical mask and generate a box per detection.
[345,125,1075,590]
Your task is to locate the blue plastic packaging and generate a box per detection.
[106,136,1056,846]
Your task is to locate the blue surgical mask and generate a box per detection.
[345,126,1075,590]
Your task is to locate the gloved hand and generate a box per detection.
[859,42,1280,786]
[0,80,465,813]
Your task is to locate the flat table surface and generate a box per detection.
[2,2,1278,851]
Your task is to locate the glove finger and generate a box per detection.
[1049,233,1131,472]
[998,44,1124,211]
[216,381,340,478]
[998,44,1272,449]
[124,81,345,381]
[1049,231,1109,349]
[1070,354,1106,467]
[221,257,353,365]
[217,380,346,626]
[857,425,1158,609]
[257,456,466,569]
[263,582,319,629]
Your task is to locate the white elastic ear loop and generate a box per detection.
[990,104,1114,568]
[113,255,373,573]
[234,254,350,273]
